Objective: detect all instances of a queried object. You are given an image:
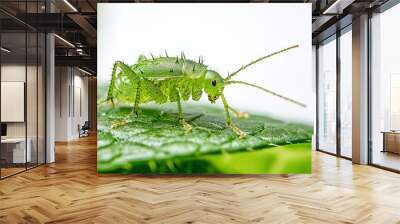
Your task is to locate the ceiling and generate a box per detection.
[0,0,393,75]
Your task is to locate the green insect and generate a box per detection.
[104,45,305,138]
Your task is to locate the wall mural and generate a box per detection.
[97,3,313,174]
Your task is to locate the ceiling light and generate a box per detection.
[78,67,92,76]
[1,47,11,53]
[323,0,355,15]
[63,0,78,12]
[54,34,75,48]
[76,48,85,56]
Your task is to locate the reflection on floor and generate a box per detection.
[0,162,42,178]
[0,135,400,223]
[373,150,400,171]
[0,167,25,177]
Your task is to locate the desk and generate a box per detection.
[1,138,31,163]
[382,131,400,154]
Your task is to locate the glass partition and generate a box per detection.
[317,36,337,154]
[27,0,38,167]
[0,1,46,179]
[38,32,45,165]
[339,28,352,158]
[370,4,400,171]
[27,30,38,169]
[1,31,28,177]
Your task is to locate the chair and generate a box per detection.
[79,121,90,138]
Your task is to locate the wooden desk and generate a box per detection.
[1,138,31,163]
[382,131,400,154]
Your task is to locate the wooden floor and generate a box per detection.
[1,167,26,178]
[373,151,400,171]
[1,135,400,224]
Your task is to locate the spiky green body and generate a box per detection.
[109,57,209,106]
[105,45,302,138]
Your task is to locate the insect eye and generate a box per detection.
[211,80,217,86]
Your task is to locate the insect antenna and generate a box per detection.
[224,45,299,81]
[150,53,155,60]
[165,50,169,57]
[225,80,306,107]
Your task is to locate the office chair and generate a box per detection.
[79,121,90,138]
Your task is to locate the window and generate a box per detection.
[370,3,400,171]
[339,28,352,158]
[317,36,337,154]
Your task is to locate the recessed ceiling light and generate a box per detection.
[78,67,92,76]
[54,34,75,48]
[63,0,78,12]
[323,0,354,15]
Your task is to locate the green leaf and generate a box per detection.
[97,101,312,174]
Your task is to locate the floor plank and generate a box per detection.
[0,135,400,224]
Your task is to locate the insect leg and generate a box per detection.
[221,95,247,139]
[106,62,119,107]
[106,61,141,128]
[133,78,142,116]
[175,89,192,133]
[106,61,139,107]
[111,75,141,127]
[228,105,249,119]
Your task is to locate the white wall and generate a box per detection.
[71,73,89,138]
[55,66,69,141]
[55,67,89,141]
